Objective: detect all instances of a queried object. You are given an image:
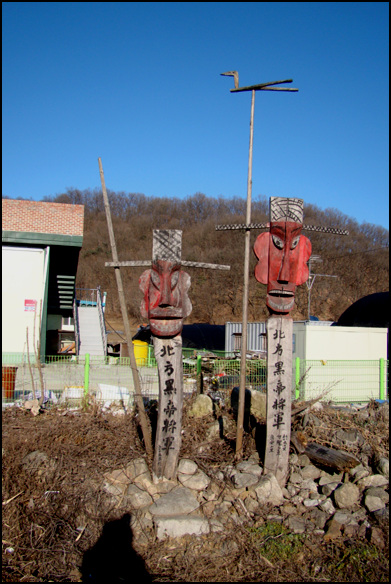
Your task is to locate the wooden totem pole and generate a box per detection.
[138,230,229,479]
[253,196,311,485]
[139,230,190,480]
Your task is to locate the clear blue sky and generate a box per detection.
[2,2,389,230]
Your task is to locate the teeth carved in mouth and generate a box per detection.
[150,319,182,335]
[268,290,294,297]
[267,292,295,312]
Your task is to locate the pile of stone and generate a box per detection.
[102,448,388,547]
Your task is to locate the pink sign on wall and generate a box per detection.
[24,299,37,312]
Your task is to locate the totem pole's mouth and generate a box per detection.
[267,289,295,312]
[149,317,183,337]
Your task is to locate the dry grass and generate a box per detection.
[2,399,389,582]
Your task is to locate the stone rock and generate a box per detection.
[365,487,389,504]
[134,472,156,492]
[209,518,225,532]
[154,515,210,540]
[205,420,222,440]
[289,471,303,485]
[373,507,389,522]
[253,474,284,507]
[177,469,211,491]
[376,457,389,479]
[357,474,388,488]
[267,514,283,524]
[300,479,318,493]
[125,484,153,509]
[286,484,300,497]
[322,482,341,497]
[250,390,266,418]
[364,495,385,513]
[230,471,259,489]
[335,429,364,447]
[178,459,198,475]
[303,498,319,508]
[319,473,343,486]
[368,526,386,549]
[324,517,343,540]
[281,503,297,516]
[149,487,200,517]
[333,483,360,509]
[289,453,299,465]
[333,511,353,525]
[301,464,322,481]
[235,461,263,478]
[298,454,311,466]
[287,516,307,533]
[187,394,213,418]
[102,480,124,498]
[350,466,370,482]
[343,523,359,537]
[306,508,328,529]
[319,498,336,515]
[146,477,177,497]
[103,468,131,487]
[125,457,150,480]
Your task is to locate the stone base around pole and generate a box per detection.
[152,334,184,480]
[264,316,292,487]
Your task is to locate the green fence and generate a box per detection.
[294,357,388,404]
[2,352,388,407]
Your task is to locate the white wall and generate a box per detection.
[293,322,388,403]
[293,323,387,360]
[2,246,47,354]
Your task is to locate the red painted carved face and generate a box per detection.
[253,221,312,314]
[139,260,192,336]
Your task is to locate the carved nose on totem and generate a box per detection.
[159,278,173,307]
[278,251,290,283]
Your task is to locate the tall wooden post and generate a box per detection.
[219,71,298,460]
[98,158,153,459]
[236,89,255,458]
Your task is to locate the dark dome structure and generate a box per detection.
[335,292,389,328]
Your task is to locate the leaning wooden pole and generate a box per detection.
[98,157,153,459]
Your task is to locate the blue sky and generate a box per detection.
[2,2,389,229]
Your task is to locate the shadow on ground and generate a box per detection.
[81,513,152,583]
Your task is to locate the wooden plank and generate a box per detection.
[305,442,360,472]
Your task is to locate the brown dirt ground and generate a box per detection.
[2,397,389,582]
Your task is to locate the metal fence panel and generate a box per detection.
[2,353,388,407]
[295,359,389,403]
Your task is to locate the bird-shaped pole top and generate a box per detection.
[221,70,298,93]
[220,71,239,89]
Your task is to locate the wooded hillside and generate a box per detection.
[38,189,390,326]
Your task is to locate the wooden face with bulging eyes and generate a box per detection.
[139,260,192,337]
[254,221,312,314]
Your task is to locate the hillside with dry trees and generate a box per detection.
[40,189,389,328]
